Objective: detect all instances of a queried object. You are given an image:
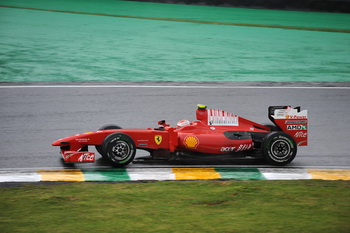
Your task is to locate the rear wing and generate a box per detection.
[269,106,308,146]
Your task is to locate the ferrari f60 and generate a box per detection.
[52,105,308,167]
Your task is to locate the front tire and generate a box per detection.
[95,124,122,158]
[102,133,136,167]
[262,132,297,166]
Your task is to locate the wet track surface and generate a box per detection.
[1,83,350,170]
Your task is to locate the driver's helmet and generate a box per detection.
[177,120,190,127]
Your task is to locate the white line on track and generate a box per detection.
[0,85,350,89]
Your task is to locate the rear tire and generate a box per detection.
[262,132,297,166]
[102,133,136,167]
[95,124,122,159]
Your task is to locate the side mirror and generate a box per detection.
[158,120,170,127]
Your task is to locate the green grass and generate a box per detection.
[1,180,349,232]
[1,0,350,82]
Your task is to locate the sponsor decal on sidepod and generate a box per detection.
[184,136,199,149]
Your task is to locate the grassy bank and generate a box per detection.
[1,0,350,82]
[1,180,349,232]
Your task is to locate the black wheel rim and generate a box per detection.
[270,139,291,160]
[111,141,131,161]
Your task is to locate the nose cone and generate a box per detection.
[52,139,69,146]
[52,140,60,146]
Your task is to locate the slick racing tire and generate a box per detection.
[102,133,136,167]
[95,124,122,159]
[262,132,297,166]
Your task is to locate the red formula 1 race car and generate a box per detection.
[52,105,308,167]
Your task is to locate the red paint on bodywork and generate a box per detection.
[52,105,307,164]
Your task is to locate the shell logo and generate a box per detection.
[184,135,199,149]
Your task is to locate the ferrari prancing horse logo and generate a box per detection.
[155,135,162,145]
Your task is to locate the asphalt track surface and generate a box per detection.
[1,82,349,170]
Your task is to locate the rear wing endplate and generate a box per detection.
[269,106,308,146]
